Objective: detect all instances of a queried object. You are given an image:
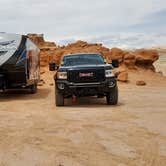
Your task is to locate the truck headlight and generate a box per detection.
[57,72,67,79]
[105,70,114,78]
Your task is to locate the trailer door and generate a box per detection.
[26,39,40,84]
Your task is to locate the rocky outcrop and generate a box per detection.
[123,53,136,69]
[27,34,161,83]
[117,72,128,82]
[134,49,159,71]
[27,34,58,67]
[27,34,45,46]
[109,48,124,63]
[49,41,159,72]
[113,67,128,82]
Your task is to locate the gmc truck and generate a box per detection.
[54,53,119,106]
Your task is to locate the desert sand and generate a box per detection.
[0,65,166,166]
[0,34,166,166]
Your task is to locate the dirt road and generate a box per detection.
[0,70,166,166]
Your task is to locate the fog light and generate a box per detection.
[58,83,65,90]
[109,81,115,87]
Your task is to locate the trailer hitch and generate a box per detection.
[72,95,77,103]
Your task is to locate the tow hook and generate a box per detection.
[72,95,77,103]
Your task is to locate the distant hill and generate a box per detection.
[152,46,166,54]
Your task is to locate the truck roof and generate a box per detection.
[0,33,23,66]
[63,53,102,57]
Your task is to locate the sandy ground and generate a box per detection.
[0,68,166,166]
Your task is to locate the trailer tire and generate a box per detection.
[56,88,64,106]
[30,83,37,94]
[106,85,118,105]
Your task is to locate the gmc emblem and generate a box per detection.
[79,72,94,77]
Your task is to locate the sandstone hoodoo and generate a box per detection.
[134,49,159,70]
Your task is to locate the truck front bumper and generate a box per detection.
[55,77,117,96]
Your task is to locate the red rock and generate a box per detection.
[117,72,128,82]
[112,67,127,76]
[26,34,160,84]
[110,48,124,63]
[136,80,146,86]
[124,53,136,68]
[134,49,159,65]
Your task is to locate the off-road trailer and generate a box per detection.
[0,33,40,93]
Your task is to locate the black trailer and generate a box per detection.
[0,33,40,93]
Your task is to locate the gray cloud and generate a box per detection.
[0,0,166,47]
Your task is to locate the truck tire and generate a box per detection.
[55,88,64,106]
[30,83,37,94]
[106,85,118,105]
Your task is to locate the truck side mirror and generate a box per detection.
[49,62,58,71]
[112,59,119,68]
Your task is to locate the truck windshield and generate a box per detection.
[62,54,105,66]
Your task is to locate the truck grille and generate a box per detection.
[68,68,105,83]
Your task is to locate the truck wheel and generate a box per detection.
[55,88,64,106]
[30,83,37,94]
[106,85,118,105]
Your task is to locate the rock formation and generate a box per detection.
[27,34,160,82]
[27,34,58,67]
[136,80,147,86]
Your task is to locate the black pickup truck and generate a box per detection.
[54,53,119,106]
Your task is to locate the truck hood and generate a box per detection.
[59,64,113,71]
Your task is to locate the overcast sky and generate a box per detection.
[0,0,166,47]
